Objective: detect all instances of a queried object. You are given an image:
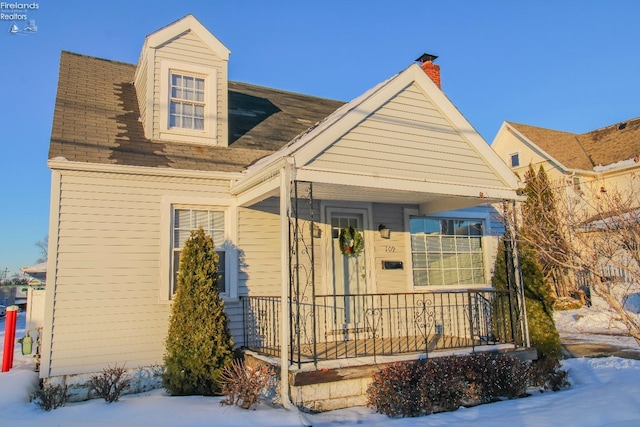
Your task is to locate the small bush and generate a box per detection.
[88,365,131,403]
[528,357,570,391]
[366,361,423,417]
[219,359,275,409]
[367,353,531,418]
[464,353,530,404]
[31,383,69,411]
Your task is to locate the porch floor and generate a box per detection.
[256,333,482,362]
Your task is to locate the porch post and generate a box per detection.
[502,201,520,346]
[279,158,293,409]
[511,200,530,347]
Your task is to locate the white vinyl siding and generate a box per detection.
[237,199,283,297]
[311,84,505,188]
[43,170,237,377]
[372,203,411,293]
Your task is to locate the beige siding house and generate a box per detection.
[43,15,530,409]
[492,119,640,207]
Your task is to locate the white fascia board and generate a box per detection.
[296,168,519,201]
[145,14,230,60]
[47,159,242,181]
[231,157,290,195]
[235,175,281,207]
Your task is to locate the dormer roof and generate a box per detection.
[143,14,230,60]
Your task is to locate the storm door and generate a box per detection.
[330,211,368,338]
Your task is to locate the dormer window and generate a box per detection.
[158,60,218,144]
[169,73,205,130]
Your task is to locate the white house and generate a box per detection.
[43,15,530,410]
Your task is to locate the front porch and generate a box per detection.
[241,289,524,367]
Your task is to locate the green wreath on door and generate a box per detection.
[339,226,364,256]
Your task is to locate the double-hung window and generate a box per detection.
[171,208,226,295]
[410,217,485,287]
[169,73,205,130]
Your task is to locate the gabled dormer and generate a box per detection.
[134,15,230,146]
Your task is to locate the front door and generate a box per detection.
[330,212,367,335]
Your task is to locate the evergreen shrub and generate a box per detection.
[163,228,234,396]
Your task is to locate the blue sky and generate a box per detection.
[1,0,639,277]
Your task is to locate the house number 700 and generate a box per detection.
[385,246,396,252]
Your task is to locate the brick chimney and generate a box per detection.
[416,53,440,88]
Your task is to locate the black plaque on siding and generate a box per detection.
[382,261,403,270]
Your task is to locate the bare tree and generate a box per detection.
[509,166,640,344]
[35,235,48,264]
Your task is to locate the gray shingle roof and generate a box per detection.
[49,51,344,172]
[509,117,640,170]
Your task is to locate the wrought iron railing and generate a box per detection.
[242,289,520,365]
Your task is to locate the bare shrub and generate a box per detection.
[31,383,69,411]
[219,359,275,409]
[88,365,131,403]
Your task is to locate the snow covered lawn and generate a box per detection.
[2,310,640,426]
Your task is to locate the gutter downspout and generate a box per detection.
[279,157,311,427]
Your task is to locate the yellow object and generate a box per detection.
[20,335,33,355]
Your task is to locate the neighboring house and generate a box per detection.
[22,262,47,332]
[492,118,640,207]
[43,15,530,410]
[492,118,640,299]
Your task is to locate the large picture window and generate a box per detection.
[169,73,205,130]
[410,217,485,287]
[172,208,226,295]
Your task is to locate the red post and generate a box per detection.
[2,306,18,372]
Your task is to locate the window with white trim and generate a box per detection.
[410,217,485,286]
[158,61,217,144]
[171,208,226,295]
[169,73,205,130]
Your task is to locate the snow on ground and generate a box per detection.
[2,310,640,426]
[555,296,640,349]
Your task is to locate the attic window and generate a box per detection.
[169,73,205,130]
[158,61,217,144]
[510,153,520,167]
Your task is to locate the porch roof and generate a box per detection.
[232,64,521,210]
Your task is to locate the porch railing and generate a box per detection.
[242,290,520,365]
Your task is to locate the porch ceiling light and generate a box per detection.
[378,224,390,239]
